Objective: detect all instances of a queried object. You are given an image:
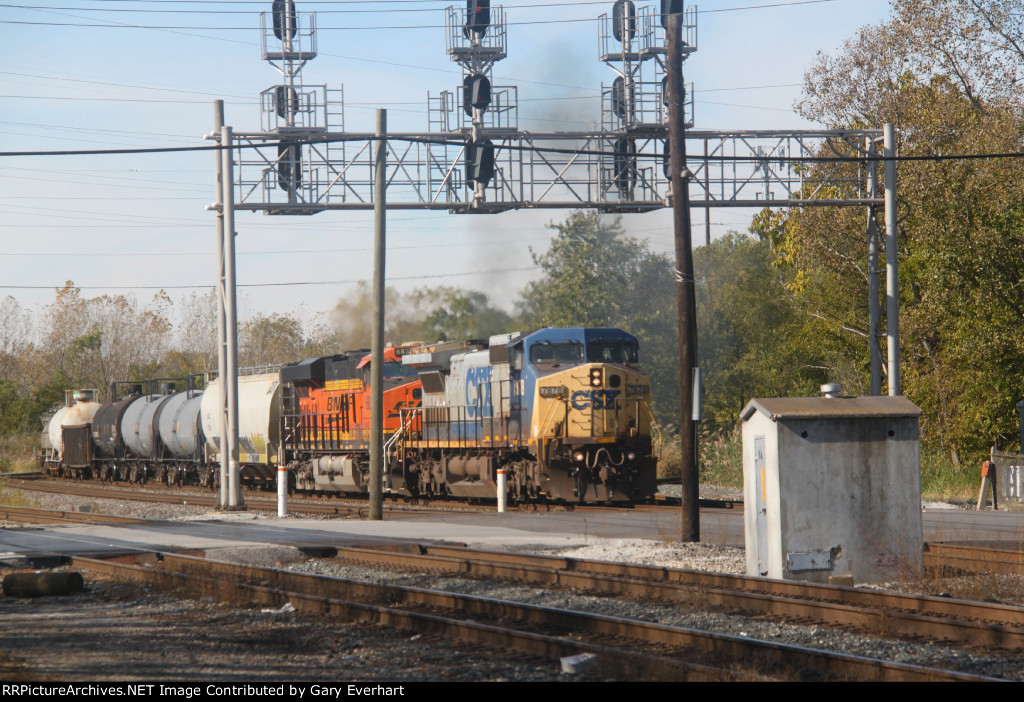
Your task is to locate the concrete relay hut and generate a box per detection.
[740,394,924,585]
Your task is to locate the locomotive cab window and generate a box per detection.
[509,343,524,372]
[362,361,419,383]
[530,342,584,365]
[586,341,638,364]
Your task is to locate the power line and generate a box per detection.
[2,0,845,29]
[4,134,1024,164]
[0,266,541,290]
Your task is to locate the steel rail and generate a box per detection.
[325,544,1024,651]
[8,475,705,513]
[71,554,998,682]
[925,543,1024,576]
[0,505,146,525]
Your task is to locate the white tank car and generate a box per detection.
[46,390,101,461]
[200,372,282,480]
[157,391,204,458]
[121,394,172,459]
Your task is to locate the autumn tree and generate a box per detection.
[39,282,173,392]
[765,0,1024,455]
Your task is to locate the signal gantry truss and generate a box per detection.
[229,1,886,215]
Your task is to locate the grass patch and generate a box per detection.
[655,424,743,489]
[919,451,977,503]
[699,425,743,489]
[0,432,40,473]
[0,478,39,507]
[664,423,977,504]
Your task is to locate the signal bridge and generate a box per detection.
[226,1,887,215]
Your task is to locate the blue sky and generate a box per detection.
[1,0,892,327]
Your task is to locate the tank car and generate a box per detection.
[200,369,281,486]
[41,380,204,485]
[396,328,657,502]
[39,389,102,478]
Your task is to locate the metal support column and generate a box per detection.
[212,101,230,506]
[369,108,386,521]
[866,137,882,396]
[220,125,244,509]
[883,123,901,396]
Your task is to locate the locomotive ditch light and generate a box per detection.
[573,451,586,462]
[589,368,603,387]
[627,452,636,461]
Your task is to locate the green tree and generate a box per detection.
[766,0,1024,455]
[418,286,513,341]
[695,233,824,426]
[330,283,511,348]
[517,211,680,423]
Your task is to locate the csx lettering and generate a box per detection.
[571,390,621,410]
[464,365,493,418]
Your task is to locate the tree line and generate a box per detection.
[4,0,1022,467]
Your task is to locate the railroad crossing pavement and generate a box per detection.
[1,504,1023,565]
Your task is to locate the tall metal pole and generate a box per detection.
[866,137,882,396]
[220,125,244,509]
[213,101,230,507]
[369,108,387,521]
[667,12,699,542]
[883,123,901,396]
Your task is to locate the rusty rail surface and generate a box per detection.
[925,543,1024,576]
[324,544,1024,652]
[10,475,730,513]
[71,553,997,682]
[0,505,147,525]
[5,477,577,515]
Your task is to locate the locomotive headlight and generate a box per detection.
[573,451,585,462]
[627,452,636,461]
[589,368,603,387]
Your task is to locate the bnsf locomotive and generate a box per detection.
[39,327,657,503]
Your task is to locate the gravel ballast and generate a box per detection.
[1,484,1022,681]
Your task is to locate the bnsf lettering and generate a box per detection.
[326,396,349,413]
[570,389,621,411]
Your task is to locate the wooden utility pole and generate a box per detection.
[666,10,699,542]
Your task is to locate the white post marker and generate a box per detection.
[277,466,288,518]
[497,469,507,513]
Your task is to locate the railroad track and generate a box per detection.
[322,543,1024,653]
[4,474,736,513]
[925,542,1024,576]
[72,552,998,682]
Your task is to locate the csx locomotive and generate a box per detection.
[39,327,657,503]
